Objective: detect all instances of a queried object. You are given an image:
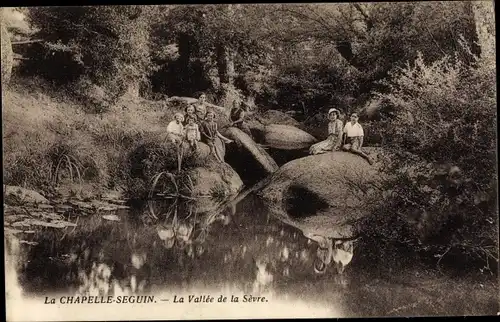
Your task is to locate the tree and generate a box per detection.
[1,14,14,85]
[22,6,165,103]
[266,3,479,92]
[157,4,281,107]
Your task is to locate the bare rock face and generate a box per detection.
[259,152,384,239]
[1,21,13,86]
[247,111,316,151]
[262,124,317,150]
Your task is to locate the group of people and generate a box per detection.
[166,93,234,165]
[167,93,373,168]
[309,108,373,165]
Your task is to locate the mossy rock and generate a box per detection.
[128,138,226,179]
[186,162,243,198]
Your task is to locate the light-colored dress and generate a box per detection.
[166,120,184,143]
[309,119,343,155]
[185,123,200,141]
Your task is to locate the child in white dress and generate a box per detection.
[184,116,200,151]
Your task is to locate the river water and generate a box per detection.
[4,187,499,320]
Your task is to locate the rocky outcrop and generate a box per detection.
[4,185,50,205]
[223,127,279,174]
[246,111,316,151]
[180,139,226,167]
[259,152,384,239]
[129,137,227,177]
[262,124,317,150]
[187,162,243,199]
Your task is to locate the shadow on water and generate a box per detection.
[6,186,500,317]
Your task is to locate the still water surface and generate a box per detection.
[6,188,499,319]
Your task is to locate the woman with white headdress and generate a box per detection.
[309,108,344,155]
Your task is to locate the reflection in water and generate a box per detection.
[5,188,500,319]
[313,237,354,276]
[11,192,337,301]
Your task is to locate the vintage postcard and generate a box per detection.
[3,2,498,321]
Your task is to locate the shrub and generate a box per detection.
[365,51,497,273]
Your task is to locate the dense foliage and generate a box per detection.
[360,51,497,274]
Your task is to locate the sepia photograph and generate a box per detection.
[2,2,498,320]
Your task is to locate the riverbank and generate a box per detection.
[3,78,188,200]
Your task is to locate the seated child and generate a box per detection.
[184,116,200,150]
[166,112,185,144]
[184,104,200,125]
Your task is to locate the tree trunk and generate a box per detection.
[471,1,495,65]
[125,79,140,98]
[216,43,236,85]
[177,33,195,95]
[1,20,13,87]
[118,77,141,104]
[216,43,239,108]
[178,33,193,66]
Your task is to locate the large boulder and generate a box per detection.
[4,185,50,205]
[247,110,305,146]
[180,139,225,166]
[126,137,232,200]
[262,124,317,150]
[1,21,13,86]
[187,162,243,198]
[223,127,279,174]
[129,137,226,177]
[258,152,384,239]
